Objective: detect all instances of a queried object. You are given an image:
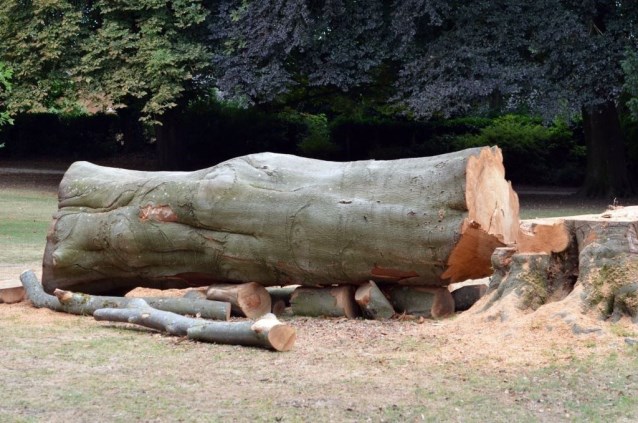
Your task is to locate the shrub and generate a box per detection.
[453,114,585,185]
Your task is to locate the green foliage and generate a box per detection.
[279,111,337,159]
[0,0,85,114]
[74,0,212,122]
[453,114,584,185]
[623,51,638,119]
[0,61,12,134]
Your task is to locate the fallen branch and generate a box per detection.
[94,299,296,351]
[20,270,230,320]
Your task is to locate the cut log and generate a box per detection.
[187,313,297,352]
[451,284,488,312]
[290,286,360,318]
[42,147,519,294]
[267,286,298,315]
[385,286,455,318]
[354,281,395,319]
[206,282,271,319]
[94,300,295,351]
[0,280,25,304]
[19,270,230,320]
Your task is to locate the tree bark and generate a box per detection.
[581,102,634,198]
[385,286,455,318]
[290,286,360,318]
[354,280,395,319]
[480,207,638,322]
[206,282,271,319]
[94,300,296,351]
[267,286,298,315]
[20,270,231,320]
[42,147,519,294]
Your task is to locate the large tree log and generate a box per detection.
[94,300,295,351]
[206,282,271,319]
[19,270,231,320]
[42,147,519,294]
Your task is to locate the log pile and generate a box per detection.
[10,147,638,352]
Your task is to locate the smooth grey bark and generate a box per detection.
[20,270,230,319]
[354,280,395,319]
[95,302,296,351]
[42,147,519,294]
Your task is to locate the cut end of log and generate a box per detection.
[267,325,297,352]
[0,280,26,304]
[442,221,506,283]
[207,282,272,319]
[443,146,520,283]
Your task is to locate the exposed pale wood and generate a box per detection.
[188,313,297,352]
[354,281,395,319]
[290,286,360,318]
[94,300,295,351]
[206,282,271,319]
[517,218,570,254]
[441,221,506,282]
[385,286,455,318]
[42,147,519,294]
[0,280,25,304]
[19,270,230,320]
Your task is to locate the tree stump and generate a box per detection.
[42,147,519,294]
[480,207,638,322]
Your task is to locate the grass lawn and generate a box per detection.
[1,185,637,422]
[0,188,57,280]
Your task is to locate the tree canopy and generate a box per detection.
[1,0,638,194]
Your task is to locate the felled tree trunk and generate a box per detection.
[206,282,271,319]
[42,147,519,294]
[20,270,231,320]
[94,299,295,351]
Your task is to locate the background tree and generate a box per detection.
[0,0,213,168]
[0,62,12,130]
[210,0,638,197]
[0,0,85,114]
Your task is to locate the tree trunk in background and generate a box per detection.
[581,102,634,198]
[42,147,519,295]
[156,109,182,170]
